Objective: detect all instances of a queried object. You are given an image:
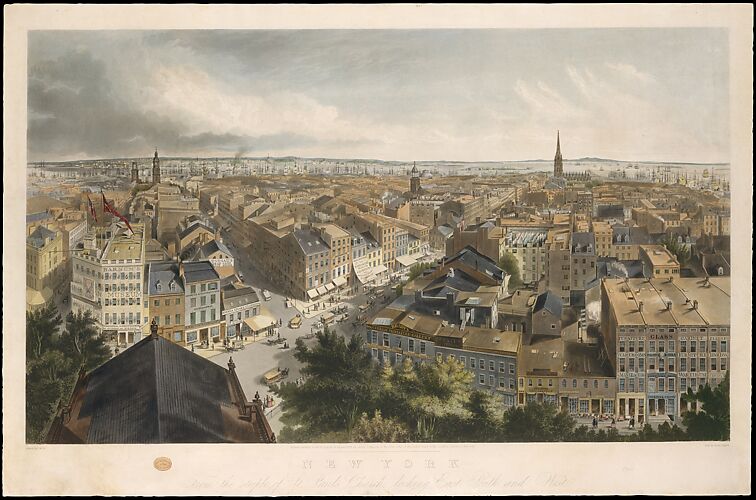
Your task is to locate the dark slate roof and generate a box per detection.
[386,197,406,211]
[178,221,214,241]
[436,225,454,237]
[292,229,329,256]
[182,261,220,283]
[312,195,334,209]
[26,211,51,224]
[360,231,380,247]
[148,262,184,295]
[223,286,260,310]
[424,268,482,296]
[69,335,263,443]
[446,246,505,282]
[533,291,563,316]
[200,239,232,258]
[571,232,596,254]
[27,225,57,248]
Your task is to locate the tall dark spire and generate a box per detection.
[554,130,563,178]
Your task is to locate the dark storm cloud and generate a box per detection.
[28,50,186,159]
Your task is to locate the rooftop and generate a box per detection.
[182,260,220,283]
[148,262,184,296]
[46,335,273,443]
[602,277,730,327]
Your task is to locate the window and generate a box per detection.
[489,360,495,372]
[460,356,466,366]
[619,358,625,372]
[175,314,181,325]
[470,358,476,369]
[499,362,506,373]
[680,358,687,371]
[720,340,727,353]
[383,333,390,347]
[638,357,645,371]
[638,340,644,352]
[420,342,426,355]
[191,285,196,294]
[210,309,216,321]
[201,284,206,292]
[165,315,170,326]
[629,379,635,392]
[593,380,598,389]
[619,340,625,353]
[690,341,696,353]
[154,300,160,307]
[690,358,696,372]
[680,340,687,353]
[479,374,486,385]
[210,294,216,304]
[659,378,665,391]
[711,358,717,371]
[710,340,717,353]
[649,358,656,371]
[650,340,656,352]
[191,298,197,308]
[572,379,577,388]
[509,363,515,375]
[489,375,495,386]
[583,380,588,388]
[629,340,635,352]
[200,311,206,323]
[638,378,644,392]
[680,377,687,392]
[668,340,675,353]
[537,379,543,387]
[658,342,664,353]
[509,379,515,390]
[561,379,567,388]
[200,296,207,306]
[699,341,706,353]
[699,358,706,372]
[619,379,625,391]
[720,358,727,371]
[629,357,635,371]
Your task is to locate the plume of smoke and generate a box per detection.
[585,300,601,322]
[608,260,629,278]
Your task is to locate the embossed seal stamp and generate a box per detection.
[153,457,172,471]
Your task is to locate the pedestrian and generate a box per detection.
[592,417,597,429]
[191,344,194,352]
[611,417,616,427]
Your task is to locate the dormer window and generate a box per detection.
[156,280,162,291]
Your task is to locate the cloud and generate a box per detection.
[605,62,655,84]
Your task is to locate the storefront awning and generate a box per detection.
[373,264,388,275]
[316,285,328,295]
[244,314,276,332]
[353,261,376,285]
[333,276,348,287]
[307,288,319,299]
[324,283,335,292]
[395,254,417,268]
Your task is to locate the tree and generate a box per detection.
[378,357,475,442]
[351,410,411,443]
[681,373,730,440]
[26,303,62,361]
[407,262,434,282]
[274,327,380,441]
[661,236,691,266]
[59,310,111,372]
[502,403,575,442]
[498,253,522,288]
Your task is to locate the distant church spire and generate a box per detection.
[152,148,161,184]
[554,130,563,178]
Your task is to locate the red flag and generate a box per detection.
[102,192,134,234]
[86,193,98,222]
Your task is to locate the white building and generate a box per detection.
[71,223,146,348]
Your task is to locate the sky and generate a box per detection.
[27,29,729,163]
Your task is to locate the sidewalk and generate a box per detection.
[184,333,267,360]
[291,293,355,320]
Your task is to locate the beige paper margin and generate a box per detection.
[3,4,752,496]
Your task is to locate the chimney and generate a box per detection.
[666,300,672,310]
[150,318,159,339]
[638,301,644,313]
[692,300,698,310]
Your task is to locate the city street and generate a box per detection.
[210,225,377,434]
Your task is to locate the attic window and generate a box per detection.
[493,337,500,343]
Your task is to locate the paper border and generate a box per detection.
[3,4,752,496]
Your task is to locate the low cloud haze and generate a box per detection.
[28,29,729,163]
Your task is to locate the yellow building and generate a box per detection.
[26,226,65,307]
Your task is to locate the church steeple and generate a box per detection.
[554,130,563,178]
[152,148,161,185]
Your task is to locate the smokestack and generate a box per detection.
[692,300,698,310]
[666,301,672,310]
[638,301,644,313]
